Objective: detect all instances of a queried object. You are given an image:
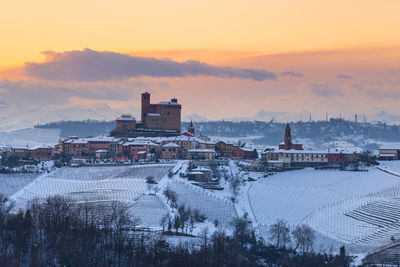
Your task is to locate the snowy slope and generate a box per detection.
[9,164,173,210]
[248,166,400,251]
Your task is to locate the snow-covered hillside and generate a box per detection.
[248,163,400,252]
[8,164,173,211]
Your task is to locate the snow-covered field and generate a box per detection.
[129,195,169,228]
[8,164,173,210]
[0,173,40,197]
[45,164,173,181]
[6,159,400,254]
[168,180,237,226]
[248,162,400,252]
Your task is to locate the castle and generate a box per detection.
[141,92,181,132]
[111,92,181,137]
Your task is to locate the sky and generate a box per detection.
[1,0,400,129]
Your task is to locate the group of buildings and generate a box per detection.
[3,92,396,168]
[261,123,357,167]
[2,92,257,164]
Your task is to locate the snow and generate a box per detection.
[247,165,400,252]
[168,180,237,226]
[8,164,174,210]
[0,173,40,197]
[129,195,169,228]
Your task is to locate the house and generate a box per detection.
[378,148,400,160]
[122,141,158,160]
[11,146,30,159]
[161,142,181,160]
[191,167,211,180]
[233,147,256,159]
[29,145,53,161]
[215,141,236,157]
[262,149,329,166]
[186,149,216,160]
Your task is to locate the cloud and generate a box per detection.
[24,48,277,82]
[336,74,351,79]
[307,83,342,97]
[280,71,304,77]
[0,79,148,107]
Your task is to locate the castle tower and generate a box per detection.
[141,92,150,125]
[187,120,195,135]
[284,123,292,147]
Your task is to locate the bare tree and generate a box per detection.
[160,214,170,232]
[292,224,315,253]
[268,219,291,248]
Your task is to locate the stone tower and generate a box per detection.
[141,92,150,125]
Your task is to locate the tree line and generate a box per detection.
[0,194,355,267]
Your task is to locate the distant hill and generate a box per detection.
[35,120,115,138]
[36,119,400,150]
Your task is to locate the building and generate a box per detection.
[186,149,216,160]
[378,148,400,160]
[141,92,181,133]
[278,123,303,150]
[215,141,237,157]
[262,150,329,166]
[187,121,195,136]
[29,145,53,161]
[232,147,257,159]
[161,142,181,160]
[122,140,158,160]
[11,146,30,159]
[110,92,182,137]
[113,115,137,135]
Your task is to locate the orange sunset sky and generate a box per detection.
[1,0,400,129]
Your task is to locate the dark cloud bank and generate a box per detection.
[24,48,277,82]
[280,71,304,77]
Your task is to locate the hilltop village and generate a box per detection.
[0,91,390,171]
[3,92,400,264]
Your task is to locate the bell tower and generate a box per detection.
[284,123,292,147]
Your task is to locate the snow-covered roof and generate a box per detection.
[28,145,52,150]
[268,149,329,154]
[117,116,136,121]
[95,149,108,153]
[163,142,180,148]
[12,145,30,150]
[237,147,254,152]
[157,101,181,106]
[123,141,158,147]
[137,151,147,154]
[192,167,211,172]
[378,153,397,157]
[187,149,216,153]
[87,135,116,142]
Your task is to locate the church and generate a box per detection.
[278,123,303,150]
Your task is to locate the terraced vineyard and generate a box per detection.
[9,164,173,210]
[129,195,169,228]
[248,164,400,252]
[0,173,40,197]
[169,180,237,225]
